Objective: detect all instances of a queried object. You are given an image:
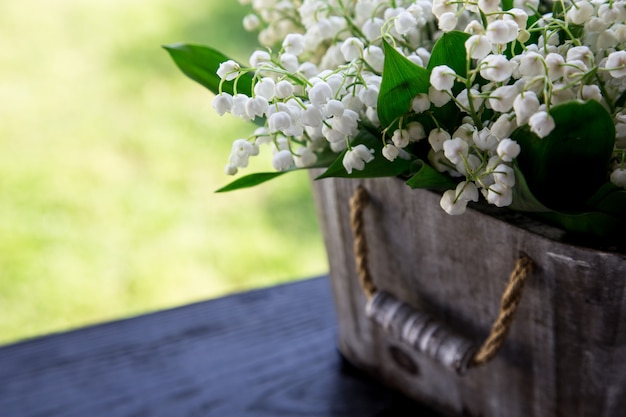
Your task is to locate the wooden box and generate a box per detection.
[310,175,626,417]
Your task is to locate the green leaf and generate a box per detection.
[163,43,253,96]
[216,172,287,192]
[502,0,514,10]
[512,100,615,211]
[316,129,413,179]
[427,31,470,79]
[508,164,551,212]
[586,183,626,217]
[552,1,566,19]
[377,40,430,127]
[405,160,457,191]
[535,211,626,240]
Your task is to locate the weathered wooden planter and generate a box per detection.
[310,175,626,417]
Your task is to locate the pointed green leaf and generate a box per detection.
[377,40,430,127]
[405,160,457,190]
[511,100,615,211]
[316,129,413,179]
[508,164,551,212]
[427,31,470,79]
[216,171,287,192]
[163,43,253,96]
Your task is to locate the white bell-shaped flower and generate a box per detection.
[268,111,292,133]
[342,144,375,174]
[513,91,540,125]
[298,62,318,78]
[478,0,501,13]
[489,85,519,113]
[363,45,385,72]
[428,129,451,152]
[430,65,456,91]
[294,147,318,168]
[308,82,333,106]
[249,50,271,67]
[480,54,513,82]
[567,1,595,25]
[581,85,602,103]
[217,60,241,81]
[486,183,513,207]
[245,96,269,119]
[272,149,295,171]
[362,18,385,41]
[395,11,417,35]
[411,93,431,113]
[504,7,529,29]
[465,35,492,60]
[432,0,456,18]
[518,51,544,77]
[282,33,305,56]
[456,88,484,113]
[325,99,345,118]
[606,51,626,78]
[302,105,324,128]
[440,189,469,215]
[456,181,479,202]
[382,144,400,161]
[492,164,516,187]
[543,53,564,81]
[490,113,517,139]
[359,86,379,107]
[428,86,452,107]
[407,122,426,142]
[496,138,521,162]
[486,20,518,45]
[391,128,410,148]
[443,137,469,165]
[275,80,295,99]
[224,163,238,175]
[331,110,359,136]
[513,0,539,13]
[231,94,250,119]
[528,111,555,138]
[438,12,458,32]
[280,53,299,73]
[473,128,499,151]
[213,93,233,116]
[254,78,276,100]
[341,37,364,61]
[566,45,593,67]
[610,168,626,188]
[243,14,260,32]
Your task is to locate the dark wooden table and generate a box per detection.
[0,276,441,417]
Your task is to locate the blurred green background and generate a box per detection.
[0,0,327,345]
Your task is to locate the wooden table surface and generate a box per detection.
[0,276,441,417]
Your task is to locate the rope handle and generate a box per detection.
[349,185,535,374]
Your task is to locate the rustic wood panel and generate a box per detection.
[311,175,626,417]
[0,277,444,417]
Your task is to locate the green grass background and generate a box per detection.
[0,1,327,345]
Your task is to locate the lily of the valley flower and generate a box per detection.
[343,144,374,174]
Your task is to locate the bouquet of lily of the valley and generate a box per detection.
[165,0,626,241]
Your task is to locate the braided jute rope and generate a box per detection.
[349,185,378,298]
[349,185,535,369]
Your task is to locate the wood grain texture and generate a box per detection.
[0,277,443,417]
[310,175,626,417]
